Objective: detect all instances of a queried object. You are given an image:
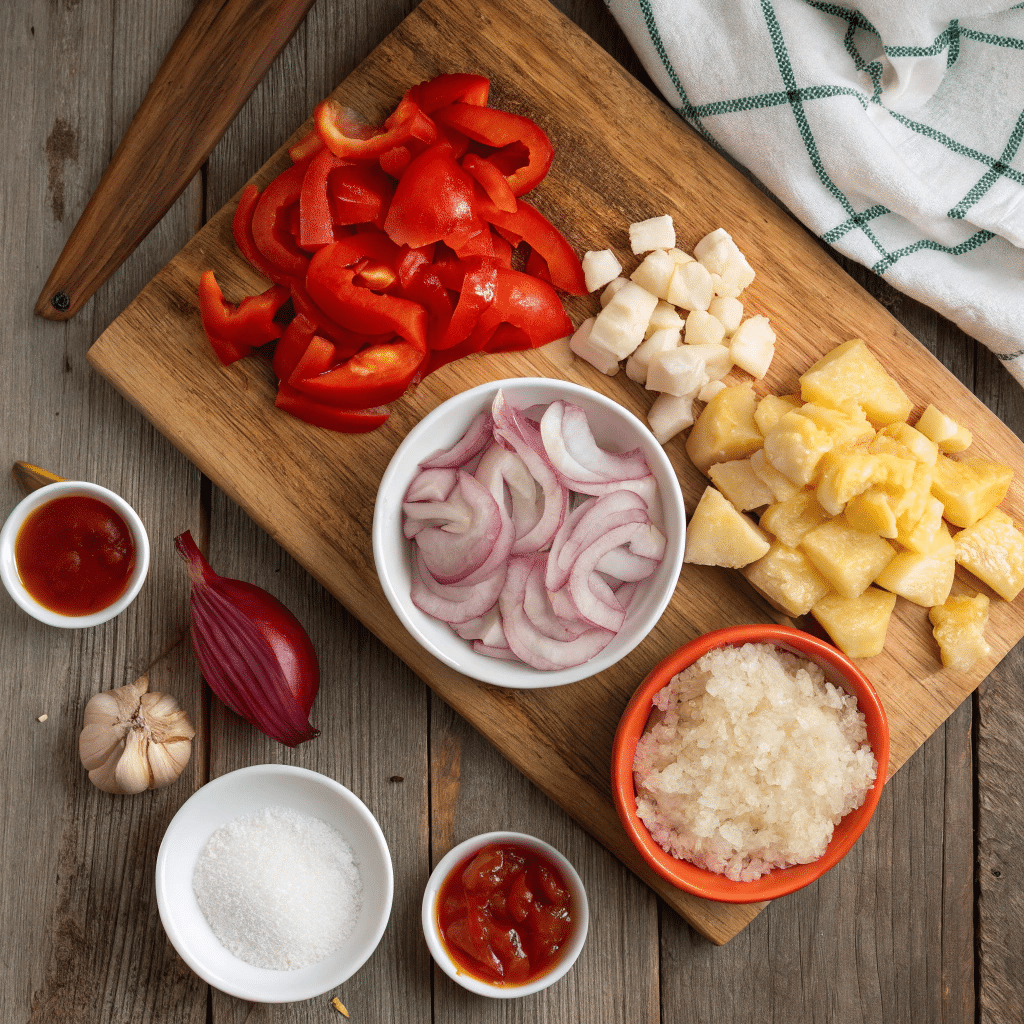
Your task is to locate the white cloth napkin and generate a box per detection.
[608,0,1024,387]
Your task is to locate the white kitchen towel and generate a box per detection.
[608,0,1024,388]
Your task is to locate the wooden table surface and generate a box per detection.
[1,1,1021,1021]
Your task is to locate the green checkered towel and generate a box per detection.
[609,0,1024,386]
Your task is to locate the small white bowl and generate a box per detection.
[373,378,686,687]
[0,480,150,628]
[155,765,393,1003]
[421,831,589,998]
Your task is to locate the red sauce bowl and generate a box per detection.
[611,624,890,903]
[0,481,150,628]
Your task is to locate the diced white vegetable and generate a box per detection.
[708,295,743,334]
[626,328,681,385]
[667,248,694,268]
[582,249,623,292]
[600,276,629,307]
[729,315,776,378]
[683,308,726,347]
[665,260,714,312]
[589,281,659,359]
[694,228,755,298]
[569,316,620,375]
[698,379,727,402]
[645,300,686,337]
[647,391,696,444]
[629,215,675,254]
[630,249,675,299]
[646,346,710,397]
[691,342,732,381]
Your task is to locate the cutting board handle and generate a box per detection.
[35,0,316,321]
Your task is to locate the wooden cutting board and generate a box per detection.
[87,0,1024,944]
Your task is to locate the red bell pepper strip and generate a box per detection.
[289,281,390,359]
[275,383,389,433]
[432,104,553,197]
[251,160,312,279]
[401,267,455,349]
[290,338,426,408]
[435,259,500,350]
[232,185,287,283]
[464,267,573,351]
[461,152,517,213]
[272,312,318,382]
[287,334,337,385]
[197,271,289,365]
[329,163,394,228]
[299,147,347,249]
[316,94,437,161]
[288,128,324,163]
[409,73,490,114]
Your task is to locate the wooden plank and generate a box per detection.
[85,0,1024,943]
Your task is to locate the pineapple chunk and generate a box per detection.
[875,422,938,466]
[953,508,1024,601]
[875,524,955,607]
[797,402,875,449]
[815,450,915,517]
[708,459,775,511]
[742,542,832,616]
[812,587,898,658]
[749,449,803,501]
[759,490,830,547]
[762,410,835,487]
[930,453,1013,528]
[897,495,945,552]
[929,593,991,671]
[754,393,802,436]
[801,519,896,598]
[799,338,912,426]
[916,404,973,454]
[684,487,770,567]
[844,490,898,538]
[685,382,763,473]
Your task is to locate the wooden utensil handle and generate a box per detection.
[35,0,316,321]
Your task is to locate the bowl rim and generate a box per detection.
[611,624,891,903]
[155,764,394,1003]
[372,376,686,688]
[0,480,150,628]
[420,830,589,998]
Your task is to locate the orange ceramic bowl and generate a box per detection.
[611,624,890,903]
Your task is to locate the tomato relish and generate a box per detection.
[15,495,135,616]
[435,841,574,986]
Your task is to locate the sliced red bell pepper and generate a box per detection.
[435,259,500,350]
[272,312,318,382]
[197,271,290,365]
[275,383,389,433]
[461,152,517,213]
[287,334,337,385]
[299,147,346,249]
[316,94,437,161]
[401,267,455,349]
[432,104,553,196]
[290,338,426,407]
[289,281,391,359]
[232,184,288,283]
[329,163,394,227]
[409,73,490,114]
[464,267,573,351]
[288,128,324,163]
[251,160,313,279]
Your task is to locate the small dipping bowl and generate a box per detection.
[156,765,394,1003]
[0,480,150,628]
[373,377,686,688]
[422,831,589,998]
[611,624,890,903]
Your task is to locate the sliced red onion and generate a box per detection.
[404,467,458,504]
[453,605,506,645]
[595,545,659,582]
[410,550,504,624]
[568,521,646,631]
[629,522,667,561]
[419,410,494,469]
[474,441,547,547]
[522,554,589,641]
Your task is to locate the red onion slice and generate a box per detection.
[404,467,458,504]
[568,521,646,631]
[595,545,658,583]
[419,410,494,469]
[540,400,650,487]
[410,550,505,624]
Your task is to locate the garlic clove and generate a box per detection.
[147,736,193,789]
[113,729,153,795]
[87,742,128,794]
[79,722,127,771]
[140,691,197,744]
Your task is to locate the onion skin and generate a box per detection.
[175,531,320,746]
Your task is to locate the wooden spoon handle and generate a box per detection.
[12,462,66,493]
[35,0,316,321]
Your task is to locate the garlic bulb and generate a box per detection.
[79,676,196,794]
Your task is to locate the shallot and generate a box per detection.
[402,391,665,670]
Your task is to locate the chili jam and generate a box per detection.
[435,841,574,986]
[15,495,135,616]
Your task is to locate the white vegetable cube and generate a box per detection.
[626,328,681,385]
[647,392,696,444]
[646,346,710,397]
[645,300,686,337]
[667,248,694,268]
[698,379,728,402]
[708,295,743,334]
[600,276,629,307]
[692,342,732,381]
[665,259,714,312]
[684,308,727,347]
[630,249,676,299]
[729,315,776,378]
[589,280,659,359]
[694,228,755,298]
[629,214,675,254]
[569,316,620,376]
[582,249,623,292]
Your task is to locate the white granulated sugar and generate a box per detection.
[633,643,878,882]
[192,805,362,970]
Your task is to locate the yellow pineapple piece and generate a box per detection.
[929,593,991,671]
[708,458,775,511]
[897,495,945,552]
[762,410,835,487]
[801,519,896,598]
[930,454,1013,528]
[844,490,898,539]
[749,448,803,501]
[953,508,1024,601]
[916,404,973,454]
[759,490,829,547]
[684,486,771,568]
[875,523,955,607]
[685,383,763,474]
[742,541,832,616]
[799,338,913,426]
[797,402,875,449]
[753,393,802,435]
[812,587,898,658]
[873,422,938,466]
[815,450,915,516]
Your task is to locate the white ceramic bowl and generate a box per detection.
[373,378,686,687]
[0,480,150,628]
[421,831,589,998]
[155,765,393,1003]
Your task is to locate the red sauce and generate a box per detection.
[14,495,136,616]
[436,841,574,986]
